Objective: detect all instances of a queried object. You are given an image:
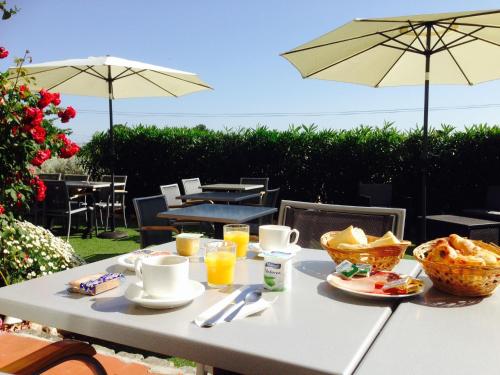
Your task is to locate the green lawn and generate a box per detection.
[66,226,141,262]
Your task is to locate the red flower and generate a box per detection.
[58,106,76,123]
[30,125,46,144]
[24,107,43,127]
[37,89,53,109]
[11,126,19,136]
[31,149,51,167]
[60,141,80,158]
[51,92,61,106]
[0,205,5,215]
[0,47,8,59]
[19,85,29,98]
[35,179,46,201]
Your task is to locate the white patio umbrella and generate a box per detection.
[10,56,212,238]
[281,9,500,241]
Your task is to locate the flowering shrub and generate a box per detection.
[0,220,85,286]
[0,48,80,220]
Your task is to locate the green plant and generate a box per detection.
[0,50,80,220]
[0,220,84,286]
[39,155,86,175]
[79,122,500,221]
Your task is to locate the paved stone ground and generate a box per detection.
[0,318,197,375]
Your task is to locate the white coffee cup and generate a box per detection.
[135,255,189,298]
[259,225,300,251]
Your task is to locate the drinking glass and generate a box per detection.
[223,224,250,259]
[204,241,237,288]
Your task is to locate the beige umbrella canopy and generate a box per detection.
[282,9,500,240]
[9,56,212,237]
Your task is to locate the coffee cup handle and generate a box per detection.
[289,229,300,246]
[134,259,143,281]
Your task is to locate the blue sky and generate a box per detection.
[2,0,500,143]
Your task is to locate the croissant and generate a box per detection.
[426,238,458,264]
[449,234,481,256]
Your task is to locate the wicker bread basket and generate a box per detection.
[320,232,410,271]
[413,239,500,297]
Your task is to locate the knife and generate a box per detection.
[194,287,250,328]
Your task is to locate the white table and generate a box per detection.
[355,274,499,375]
[201,183,263,192]
[0,241,420,375]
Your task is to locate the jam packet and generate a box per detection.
[336,260,359,278]
[382,276,423,295]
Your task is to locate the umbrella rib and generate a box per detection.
[432,25,484,53]
[441,21,500,29]
[430,19,456,51]
[444,45,473,85]
[302,25,425,78]
[439,25,500,48]
[133,71,179,97]
[112,67,141,81]
[45,69,90,91]
[111,68,212,90]
[84,66,107,80]
[375,26,427,87]
[281,23,422,56]
[408,21,427,51]
[378,30,423,53]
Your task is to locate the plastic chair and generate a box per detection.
[0,339,106,375]
[181,178,203,195]
[98,175,128,229]
[278,200,406,249]
[133,195,181,248]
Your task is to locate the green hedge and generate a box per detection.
[79,123,500,217]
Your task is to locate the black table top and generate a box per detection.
[157,203,277,224]
[178,191,261,203]
[426,214,500,227]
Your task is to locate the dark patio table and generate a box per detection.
[201,183,263,192]
[157,203,277,238]
[178,191,261,203]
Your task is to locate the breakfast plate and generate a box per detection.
[326,273,428,300]
[124,280,205,309]
[117,250,171,271]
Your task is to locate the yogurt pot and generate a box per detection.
[176,233,203,256]
[263,251,295,291]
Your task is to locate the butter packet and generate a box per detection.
[68,273,124,295]
[355,264,372,277]
[335,260,359,279]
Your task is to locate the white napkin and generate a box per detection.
[194,288,276,327]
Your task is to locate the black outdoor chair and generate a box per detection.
[278,200,406,249]
[133,195,181,249]
[248,187,280,235]
[240,177,269,203]
[463,185,500,221]
[42,181,96,241]
[63,174,90,182]
[357,183,393,207]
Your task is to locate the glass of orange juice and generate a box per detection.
[204,241,237,288]
[223,224,250,259]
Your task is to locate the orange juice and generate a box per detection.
[205,251,236,286]
[224,230,249,258]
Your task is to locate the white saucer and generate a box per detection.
[251,243,301,257]
[326,273,428,300]
[125,280,205,309]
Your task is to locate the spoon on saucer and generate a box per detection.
[223,289,263,323]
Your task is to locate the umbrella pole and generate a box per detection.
[420,24,432,243]
[98,66,127,239]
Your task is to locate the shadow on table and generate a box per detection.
[412,284,484,308]
[89,295,186,315]
[294,260,335,280]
